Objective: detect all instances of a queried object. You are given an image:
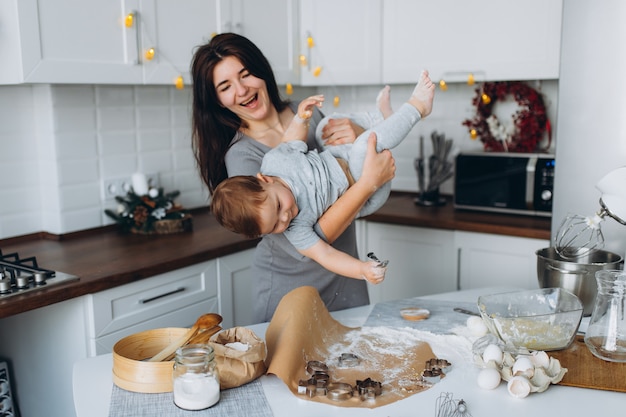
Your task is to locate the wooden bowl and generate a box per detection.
[112,327,188,393]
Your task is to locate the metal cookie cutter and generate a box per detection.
[425,358,452,373]
[298,372,330,397]
[326,382,354,401]
[367,252,389,268]
[338,353,360,368]
[355,378,382,401]
[306,360,328,375]
[421,368,442,384]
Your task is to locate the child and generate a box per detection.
[212,70,435,284]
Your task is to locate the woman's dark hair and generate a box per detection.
[191,32,290,194]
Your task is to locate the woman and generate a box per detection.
[191,33,396,322]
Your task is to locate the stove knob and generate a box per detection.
[0,279,11,294]
[16,275,31,289]
[34,272,47,286]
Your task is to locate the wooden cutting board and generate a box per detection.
[550,335,626,392]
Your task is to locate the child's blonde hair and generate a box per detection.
[211,176,268,238]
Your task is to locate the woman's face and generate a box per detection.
[213,55,272,123]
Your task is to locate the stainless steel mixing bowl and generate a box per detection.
[536,247,624,315]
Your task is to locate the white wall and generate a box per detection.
[0,80,559,239]
[552,0,626,258]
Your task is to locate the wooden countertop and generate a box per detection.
[364,193,552,240]
[0,193,551,319]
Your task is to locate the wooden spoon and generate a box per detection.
[148,313,222,362]
[162,325,223,362]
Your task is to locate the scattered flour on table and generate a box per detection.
[322,326,474,387]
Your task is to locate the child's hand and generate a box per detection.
[360,260,387,285]
[295,95,324,122]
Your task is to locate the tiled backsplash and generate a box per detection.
[0,80,557,239]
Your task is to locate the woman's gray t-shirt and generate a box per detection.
[224,102,369,322]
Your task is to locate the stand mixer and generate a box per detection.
[554,167,626,258]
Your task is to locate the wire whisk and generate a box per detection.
[554,198,626,259]
[435,392,472,417]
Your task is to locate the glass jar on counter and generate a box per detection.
[172,344,220,410]
[584,270,626,362]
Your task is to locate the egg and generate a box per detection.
[512,356,535,378]
[467,316,489,336]
[507,376,532,398]
[477,367,501,390]
[529,351,550,369]
[482,343,503,364]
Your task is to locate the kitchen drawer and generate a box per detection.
[85,260,218,339]
[88,298,218,356]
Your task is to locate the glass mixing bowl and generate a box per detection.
[477,288,583,353]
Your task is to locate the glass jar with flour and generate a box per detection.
[172,344,220,410]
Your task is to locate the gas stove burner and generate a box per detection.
[0,249,78,298]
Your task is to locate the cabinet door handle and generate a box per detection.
[139,287,185,304]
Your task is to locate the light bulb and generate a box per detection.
[467,73,475,85]
[439,80,448,91]
[307,36,315,48]
[285,83,293,95]
[299,55,307,66]
[175,75,184,90]
[125,12,135,28]
[333,96,340,107]
[481,93,491,105]
[145,48,155,61]
[313,66,322,77]
[470,129,478,139]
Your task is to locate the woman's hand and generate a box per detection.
[358,132,396,192]
[360,260,387,285]
[320,118,365,145]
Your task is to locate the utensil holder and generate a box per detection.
[415,188,446,207]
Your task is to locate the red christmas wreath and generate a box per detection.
[462,81,551,153]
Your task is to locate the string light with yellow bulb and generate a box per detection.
[122,10,191,90]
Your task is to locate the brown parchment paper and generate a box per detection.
[265,286,438,408]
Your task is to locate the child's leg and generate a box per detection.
[348,103,423,217]
[314,110,383,150]
[314,84,393,148]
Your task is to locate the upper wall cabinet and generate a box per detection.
[220,0,299,86]
[382,0,563,83]
[0,0,219,85]
[297,0,382,86]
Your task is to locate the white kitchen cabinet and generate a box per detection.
[382,0,563,83]
[297,0,382,85]
[217,248,257,328]
[221,0,299,85]
[85,260,219,355]
[456,231,549,290]
[364,222,457,304]
[0,0,219,85]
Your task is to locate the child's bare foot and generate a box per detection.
[408,70,435,118]
[376,85,393,119]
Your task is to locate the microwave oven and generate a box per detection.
[454,152,555,217]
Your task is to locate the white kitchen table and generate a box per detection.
[73,287,623,417]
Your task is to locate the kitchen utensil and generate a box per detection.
[435,392,472,417]
[113,327,190,393]
[536,247,624,315]
[477,288,583,353]
[554,197,626,258]
[453,307,480,317]
[584,270,626,362]
[148,313,222,362]
[163,324,222,361]
[416,135,425,194]
[366,251,389,268]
